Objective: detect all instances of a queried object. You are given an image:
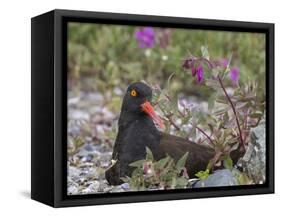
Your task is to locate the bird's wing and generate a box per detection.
[159,133,215,177]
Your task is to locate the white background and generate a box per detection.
[0,0,279,215]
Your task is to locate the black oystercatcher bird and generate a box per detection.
[105,82,215,185]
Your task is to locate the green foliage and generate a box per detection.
[237,172,253,185]
[152,46,264,179]
[195,169,210,180]
[176,152,189,171]
[122,148,189,190]
[223,155,233,170]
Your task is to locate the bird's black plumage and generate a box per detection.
[105,82,215,185]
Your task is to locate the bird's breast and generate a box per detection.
[116,118,162,163]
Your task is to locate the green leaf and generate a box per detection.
[155,156,171,170]
[222,112,229,127]
[175,177,189,188]
[129,159,146,168]
[216,98,228,104]
[208,92,218,110]
[160,158,175,176]
[206,161,213,171]
[195,169,210,180]
[146,147,154,161]
[213,108,229,116]
[131,167,143,177]
[120,176,131,183]
[237,172,252,185]
[201,46,210,60]
[188,121,197,140]
[208,124,214,135]
[236,102,249,110]
[249,112,263,119]
[176,152,189,171]
[226,53,233,70]
[222,53,233,79]
[223,155,233,170]
[205,79,220,89]
[167,72,175,91]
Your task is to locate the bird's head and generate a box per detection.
[121,82,164,128]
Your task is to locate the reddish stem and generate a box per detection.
[217,76,245,151]
[198,57,214,69]
[244,108,248,131]
[164,93,172,102]
[166,114,181,131]
[196,126,216,148]
[165,91,215,148]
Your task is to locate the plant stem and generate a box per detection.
[198,57,214,69]
[164,93,172,102]
[166,112,215,149]
[196,126,216,148]
[162,94,216,148]
[166,114,181,131]
[244,108,248,131]
[208,151,223,171]
[217,76,245,151]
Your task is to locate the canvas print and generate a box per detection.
[67,22,266,195]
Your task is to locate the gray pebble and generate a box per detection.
[193,169,237,188]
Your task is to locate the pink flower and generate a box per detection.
[230,67,239,85]
[135,27,155,48]
[190,65,204,83]
[196,65,204,83]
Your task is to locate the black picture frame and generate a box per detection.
[31,9,274,207]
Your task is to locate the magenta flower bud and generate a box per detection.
[230,67,239,85]
[196,65,204,83]
[191,66,197,76]
[182,58,194,69]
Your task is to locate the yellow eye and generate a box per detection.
[130,89,137,97]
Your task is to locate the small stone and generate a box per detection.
[110,185,125,193]
[81,188,92,194]
[68,166,81,182]
[68,185,78,195]
[85,169,99,180]
[193,169,237,188]
[68,97,80,105]
[238,118,266,184]
[81,155,93,162]
[87,92,104,104]
[77,143,102,157]
[69,110,90,121]
[88,181,100,191]
[121,183,130,190]
[83,143,95,152]
[113,87,123,96]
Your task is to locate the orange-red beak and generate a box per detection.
[141,101,164,129]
